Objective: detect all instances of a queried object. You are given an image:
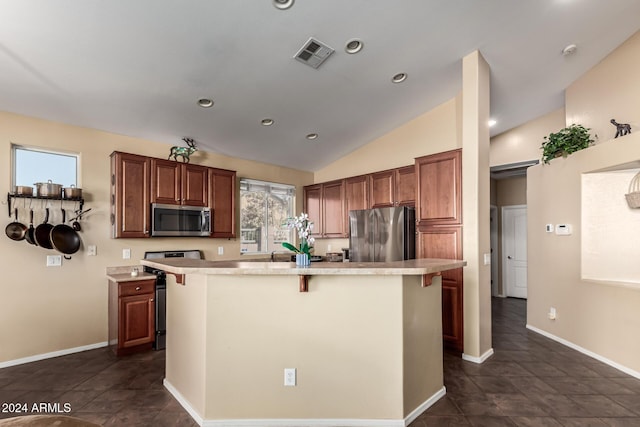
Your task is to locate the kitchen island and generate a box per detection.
[139,258,465,427]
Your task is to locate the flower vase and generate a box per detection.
[296,253,310,267]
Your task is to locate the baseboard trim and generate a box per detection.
[165,379,445,427]
[462,348,494,364]
[526,324,640,380]
[163,379,205,426]
[0,342,108,369]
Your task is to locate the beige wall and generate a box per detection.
[0,111,313,364]
[490,108,565,167]
[312,96,461,257]
[527,30,640,375]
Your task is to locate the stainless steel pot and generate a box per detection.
[13,185,33,196]
[34,180,63,198]
[63,185,82,199]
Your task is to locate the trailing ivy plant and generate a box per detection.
[541,124,595,164]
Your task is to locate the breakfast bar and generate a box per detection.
[139,258,465,427]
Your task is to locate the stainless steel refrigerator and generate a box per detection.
[348,206,416,262]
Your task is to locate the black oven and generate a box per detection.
[143,250,203,350]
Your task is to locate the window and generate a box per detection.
[12,145,79,188]
[240,179,295,254]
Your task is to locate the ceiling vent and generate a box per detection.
[294,37,334,69]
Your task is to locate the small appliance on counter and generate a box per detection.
[143,249,203,350]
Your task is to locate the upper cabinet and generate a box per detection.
[415,149,461,226]
[322,180,346,238]
[110,152,151,238]
[370,165,416,208]
[209,168,236,238]
[151,159,208,207]
[111,151,236,238]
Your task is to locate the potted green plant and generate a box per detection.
[541,124,595,164]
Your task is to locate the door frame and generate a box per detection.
[490,205,500,297]
[501,204,528,299]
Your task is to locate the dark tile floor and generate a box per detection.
[0,298,639,426]
[412,298,640,427]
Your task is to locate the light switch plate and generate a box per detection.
[483,253,491,265]
[46,255,62,267]
[87,245,97,256]
[545,224,554,233]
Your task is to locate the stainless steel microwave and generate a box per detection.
[151,203,211,237]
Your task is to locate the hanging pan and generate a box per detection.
[25,209,37,245]
[35,208,54,249]
[50,209,81,258]
[5,208,27,241]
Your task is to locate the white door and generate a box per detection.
[502,205,528,299]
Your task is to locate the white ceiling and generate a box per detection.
[1,1,639,172]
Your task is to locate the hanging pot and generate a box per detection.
[63,185,82,199]
[34,180,63,198]
[35,208,54,249]
[50,209,81,258]
[5,208,27,241]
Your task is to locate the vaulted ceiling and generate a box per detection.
[1,1,639,171]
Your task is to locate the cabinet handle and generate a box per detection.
[135,286,141,291]
[150,298,154,302]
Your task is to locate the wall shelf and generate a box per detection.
[7,193,85,217]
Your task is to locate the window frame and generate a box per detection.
[11,144,81,189]
[239,178,296,255]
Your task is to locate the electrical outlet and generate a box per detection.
[284,368,296,386]
[122,249,131,259]
[87,245,97,256]
[483,253,491,265]
[46,255,62,267]
[548,307,557,320]
[218,246,224,255]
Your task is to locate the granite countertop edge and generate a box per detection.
[139,258,466,276]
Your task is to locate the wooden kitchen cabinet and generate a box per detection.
[370,165,416,208]
[303,180,346,238]
[108,278,155,356]
[344,175,370,232]
[322,180,346,238]
[110,152,151,238]
[304,184,323,238]
[415,148,464,354]
[415,149,462,226]
[209,168,237,238]
[151,159,208,207]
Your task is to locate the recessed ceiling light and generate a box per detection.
[306,133,318,140]
[562,44,577,56]
[345,39,363,54]
[261,118,274,126]
[392,73,407,83]
[488,119,497,127]
[273,0,294,10]
[197,98,214,108]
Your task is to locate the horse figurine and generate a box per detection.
[611,119,631,138]
[168,137,197,163]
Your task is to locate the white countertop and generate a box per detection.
[139,257,466,276]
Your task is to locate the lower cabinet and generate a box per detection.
[417,226,464,353]
[108,278,155,356]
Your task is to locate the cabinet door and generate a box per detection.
[111,152,150,238]
[344,175,369,233]
[182,163,209,207]
[395,165,416,207]
[322,180,346,238]
[151,159,181,205]
[119,293,155,348]
[417,225,463,353]
[210,168,236,238]
[304,185,323,238]
[416,149,462,226]
[370,170,395,208]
